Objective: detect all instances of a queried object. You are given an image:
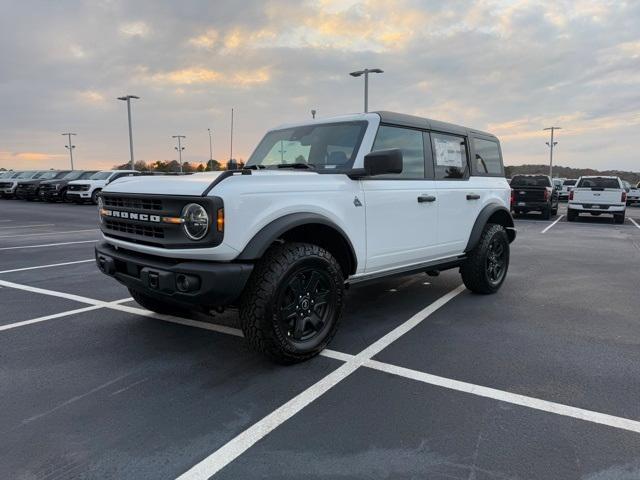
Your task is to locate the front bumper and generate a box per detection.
[66,192,92,200]
[95,242,253,307]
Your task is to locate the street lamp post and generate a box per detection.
[544,127,561,178]
[207,128,213,162]
[117,95,139,170]
[62,133,76,169]
[173,135,186,173]
[349,68,383,112]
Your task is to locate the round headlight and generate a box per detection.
[181,203,209,240]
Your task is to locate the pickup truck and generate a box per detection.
[559,179,577,200]
[623,181,640,206]
[568,176,626,223]
[510,174,559,219]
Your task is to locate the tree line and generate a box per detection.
[111,159,245,172]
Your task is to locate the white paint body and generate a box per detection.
[569,176,626,213]
[103,114,511,278]
[67,170,138,200]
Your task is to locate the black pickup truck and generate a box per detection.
[510,174,559,219]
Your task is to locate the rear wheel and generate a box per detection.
[614,212,625,224]
[240,242,344,364]
[541,207,551,220]
[567,209,578,222]
[461,223,509,295]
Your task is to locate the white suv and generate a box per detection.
[568,176,627,223]
[67,170,140,204]
[95,112,516,363]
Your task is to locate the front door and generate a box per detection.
[362,125,439,273]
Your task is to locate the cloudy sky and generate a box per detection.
[1,0,639,172]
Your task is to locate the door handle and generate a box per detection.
[417,195,436,203]
[466,194,481,200]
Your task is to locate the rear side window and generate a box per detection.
[576,177,621,189]
[431,132,469,180]
[371,125,425,179]
[472,138,503,176]
[510,176,551,187]
[563,180,576,186]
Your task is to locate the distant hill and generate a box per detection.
[505,164,640,184]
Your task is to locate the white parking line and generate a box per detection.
[365,360,640,435]
[0,228,98,239]
[0,259,94,275]
[0,279,107,305]
[0,240,98,251]
[175,285,466,480]
[541,214,564,233]
[630,218,640,230]
[0,298,132,332]
[0,223,55,230]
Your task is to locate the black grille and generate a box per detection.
[69,184,89,191]
[104,196,163,211]
[104,219,165,238]
[0,182,12,188]
[40,184,55,192]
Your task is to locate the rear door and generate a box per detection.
[431,131,481,256]
[362,125,439,272]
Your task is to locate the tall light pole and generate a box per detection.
[544,127,561,178]
[229,108,235,167]
[349,68,383,112]
[207,128,213,161]
[117,95,139,170]
[173,135,186,173]
[62,133,76,169]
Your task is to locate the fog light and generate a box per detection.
[176,274,200,292]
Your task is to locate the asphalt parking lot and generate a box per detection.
[1,200,640,480]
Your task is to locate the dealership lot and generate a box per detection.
[1,200,640,479]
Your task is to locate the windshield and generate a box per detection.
[79,171,98,179]
[38,171,59,180]
[63,171,84,180]
[511,175,551,187]
[90,171,114,180]
[246,121,367,171]
[576,177,620,189]
[563,179,576,186]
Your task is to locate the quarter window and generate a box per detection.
[472,138,503,175]
[431,133,469,180]
[371,126,425,179]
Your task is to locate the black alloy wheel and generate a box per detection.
[486,236,507,286]
[277,267,335,344]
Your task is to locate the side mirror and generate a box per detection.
[363,149,403,176]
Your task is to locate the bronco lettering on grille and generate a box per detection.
[102,209,161,223]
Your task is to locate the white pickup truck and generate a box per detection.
[623,181,640,206]
[567,176,626,223]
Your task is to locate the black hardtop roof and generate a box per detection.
[374,111,497,140]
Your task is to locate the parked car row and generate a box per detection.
[509,174,636,223]
[0,169,141,204]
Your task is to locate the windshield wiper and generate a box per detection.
[277,163,316,169]
[243,164,266,170]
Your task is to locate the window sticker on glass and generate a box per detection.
[434,138,463,168]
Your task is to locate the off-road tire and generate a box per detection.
[239,242,344,364]
[129,288,189,316]
[461,223,509,295]
[614,213,625,224]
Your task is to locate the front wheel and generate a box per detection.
[91,189,101,205]
[461,223,509,295]
[240,242,344,364]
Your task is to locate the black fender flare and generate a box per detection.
[465,203,516,253]
[236,212,358,270]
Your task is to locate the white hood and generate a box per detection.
[103,172,223,196]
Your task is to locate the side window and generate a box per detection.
[472,138,503,176]
[431,132,469,180]
[371,125,425,179]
